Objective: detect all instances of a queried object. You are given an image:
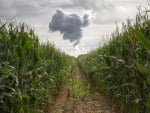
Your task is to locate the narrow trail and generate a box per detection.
[48,62,117,113]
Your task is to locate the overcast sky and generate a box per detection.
[0,0,147,56]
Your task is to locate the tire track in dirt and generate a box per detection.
[48,61,118,113]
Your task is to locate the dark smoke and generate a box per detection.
[49,9,91,46]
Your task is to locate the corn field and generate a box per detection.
[79,8,150,113]
[0,21,73,113]
[1,2,150,113]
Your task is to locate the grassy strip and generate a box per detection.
[68,79,90,99]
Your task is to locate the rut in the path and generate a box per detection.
[48,63,118,113]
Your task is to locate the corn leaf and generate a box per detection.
[130,27,150,50]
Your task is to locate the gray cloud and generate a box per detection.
[49,9,91,46]
[0,0,40,19]
[71,0,143,10]
[0,0,145,56]
[13,1,40,17]
[58,0,144,25]
[72,0,115,10]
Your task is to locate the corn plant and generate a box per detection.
[79,7,150,113]
[0,21,73,113]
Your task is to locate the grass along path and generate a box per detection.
[49,61,117,113]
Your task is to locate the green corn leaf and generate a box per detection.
[132,59,150,84]
[129,27,150,50]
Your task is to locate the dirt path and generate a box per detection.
[49,62,117,113]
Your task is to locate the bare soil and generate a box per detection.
[48,63,118,113]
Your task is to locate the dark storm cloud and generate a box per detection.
[49,9,91,46]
